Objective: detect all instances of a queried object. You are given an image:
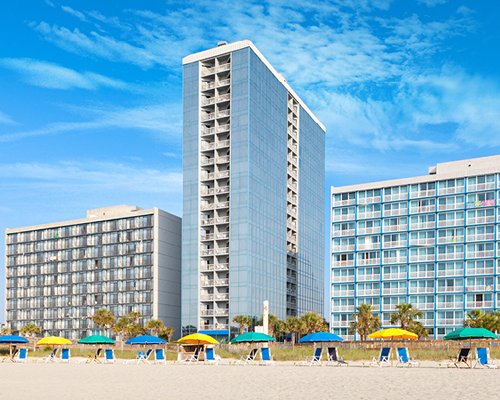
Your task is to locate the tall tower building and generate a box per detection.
[182,40,325,335]
[330,155,500,339]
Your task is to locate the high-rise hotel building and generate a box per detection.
[4,205,181,339]
[331,155,500,339]
[182,41,325,334]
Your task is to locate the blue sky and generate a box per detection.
[1,0,499,322]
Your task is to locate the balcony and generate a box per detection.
[216,110,230,119]
[202,81,216,90]
[436,302,463,309]
[215,278,229,286]
[333,198,356,206]
[356,289,380,296]
[409,271,435,279]
[215,186,230,194]
[467,250,494,258]
[215,232,230,240]
[201,216,230,226]
[467,267,494,275]
[200,294,214,301]
[218,62,231,72]
[466,301,494,308]
[201,66,215,76]
[333,214,355,222]
[333,305,355,312]
[409,254,435,262]
[436,253,463,261]
[200,309,214,316]
[332,275,354,283]
[216,139,230,149]
[414,302,434,310]
[384,193,408,202]
[217,78,230,87]
[383,241,408,249]
[215,156,230,164]
[382,287,407,295]
[201,203,215,211]
[466,284,493,292]
[439,186,464,195]
[201,158,215,166]
[201,126,215,135]
[201,172,215,181]
[357,243,380,250]
[357,212,381,219]
[201,113,216,122]
[409,286,434,294]
[215,201,230,210]
[468,216,495,225]
[437,236,463,244]
[357,227,380,235]
[332,290,354,297]
[436,319,464,325]
[335,229,354,237]
[356,274,380,282]
[333,245,355,252]
[411,205,436,213]
[201,142,215,151]
[382,272,407,280]
[200,324,229,330]
[467,234,495,242]
[215,247,230,255]
[382,257,407,265]
[467,182,496,191]
[216,123,230,133]
[436,286,464,293]
[215,308,229,316]
[438,203,465,211]
[201,248,215,256]
[436,269,463,277]
[383,224,407,233]
[382,304,400,311]
[201,234,214,241]
[411,222,436,230]
[214,293,230,301]
[410,238,435,246]
[357,258,380,266]
[358,196,381,204]
[200,279,214,287]
[410,190,436,198]
[384,209,407,217]
[438,219,464,227]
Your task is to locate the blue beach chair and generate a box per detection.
[260,347,273,365]
[365,347,391,367]
[205,347,219,364]
[475,348,497,369]
[15,348,28,363]
[104,349,115,364]
[327,347,348,366]
[60,348,70,363]
[396,348,419,367]
[155,348,166,364]
[306,347,323,366]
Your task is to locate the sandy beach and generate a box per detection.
[1,361,499,400]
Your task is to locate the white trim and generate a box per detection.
[153,208,160,319]
[183,40,326,132]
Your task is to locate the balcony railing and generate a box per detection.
[467,182,495,191]
[438,203,465,211]
[382,257,407,264]
[357,227,380,235]
[217,78,230,87]
[201,158,215,166]
[332,275,354,283]
[200,294,214,301]
[356,289,380,296]
[356,243,379,250]
[218,62,231,72]
[438,219,464,227]
[436,302,463,309]
[357,212,381,219]
[358,196,381,204]
[409,286,434,294]
[383,193,408,201]
[436,269,463,277]
[466,301,493,308]
[216,110,230,119]
[436,253,464,261]
[333,305,355,312]
[467,267,494,275]
[332,290,354,297]
[409,255,435,262]
[439,186,464,195]
[414,302,434,310]
[410,238,435,246]
[383,241,407,248]
[466,285,493,292]
[383,224,407,232]
[409,271,435,279]
[382,272,406,280]
[467,234,495,242]
[356,275,380,282]
[333,199,356,206]
[216,155,230,164]
[215,186,230,194]
[411,222,436,230]
[216,124,230,133]
[436,286,464,292]
[202,81,216,90]
[468,217,495,225]
[437,236,464,244]
[382,288,407,295]
[384,209,407,217]
[333,245,355,252]
[214,293,229,301]
[332,214,355,222]
[357,258,380,266]
[467,250,494,258]
[410,205,436,213]
[410,190,436,198]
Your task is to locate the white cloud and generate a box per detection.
[61,5,87,21]
[0,111,16,125]
[417,0,447,7]
[0,58,128,90]
[0,103,181,142]
[0,160,182,194]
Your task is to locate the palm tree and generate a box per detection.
[283,316,303,349]
[91,308,115,336]
[233,315,253,334]
[158,326,175,341]
[299,312,328,334]
[465,309,486,328]
[408,320,429,339]
[389,303,423,330]
[20,323,41,351]
[1,327,12,335]
[350,304,381,340]
[145,319,165,336]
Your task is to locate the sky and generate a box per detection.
[1,0,500,323]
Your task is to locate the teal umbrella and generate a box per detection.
[444,327,497,341]
[78,335,115,345]
[230,332,276,343]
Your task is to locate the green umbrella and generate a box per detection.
[78,335,115,345]
[444,327,498,341]
[230,332,276,343]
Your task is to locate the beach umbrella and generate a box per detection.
[230,332,276,343]
[444,327,498,341]
[0,335,29,357]
[299,332,344,343]
[177,333,219,345]
[78,335,115,345]
[125,335,167,345]
[368,328,418,340]
[36,336,72,346]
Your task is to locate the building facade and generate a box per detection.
[4,205,181,339]
[182,40,325,335]
[331,155,500,339]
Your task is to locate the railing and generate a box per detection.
[383,241,408,248]
[201,158,215,166]
[438,219,464,227]
[201,66,215,75]
[436,302,463,308]
[436,319,464,325]
[383,224,408,232]
[200,203,215,211]
[217,78,230,87]
[202,97,216,106]
[410,205,436,213]
[201,113,215,122]
[413,303,434,310]
[215,293,229,300]
[201,126,215,135]
[467,234,495,242]
[200,309,214,316]
[216,171,230,179]
[468,182,495,191]
[467,217,495,224]
[216,155,230,164]
[215,247,229,255]
[332,275,354,282]
[218,62,231,72]
[216,110,230,118]
[200,280,214,286]
[332,290,354,297]
[356,289,380,296]
[467,250,494,258]
[436,269,463,277]
[201,172,215,181]
[201,142,215,150]
[409,271,435,278]
[215,201,230,209]
[437,236,463,244]
[215,279,229,286]
[467,268,494,275]
[408,287,434,294]
[202,81,216,90]
[466,301,494,308]
[383,193,408,201]
[331,321,351,327]
[438,203,465,211]
[411,222,436,230]
[215,186,230,194]
[410,190,436,198]
[436,286,464,292]
[356,274,380,282]
[216,124,230,132]
[217,93,230,102]
[357,258,380,266]
[201,248,215,256]
[382,288,407,295]
[439,186,464,195]
[357,227,380,235]
[200,294,214,301]
[333,199,356,206]
[332,214,355,222]
[466,285,494,292]
[382,273,406,280]
[201,216,230,225]
[384,209,407,217]
[216,139,230,148]
[357,243,379,250]
[358,196,381,204]
[436,253,464,261]
[357,212,381,219]
[201,234,214,241]
[333,245,355,252]
[215,232,229,240]
[334,305,355,312]
[382,257,407,264]
[215,308,229,316]
[409,255,435,262]
[335,229,354,236]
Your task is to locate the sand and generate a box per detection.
[1,360,499,400]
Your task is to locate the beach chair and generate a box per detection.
[396,348,419,368]
[259,347,273,365]
[14,348,28,363]
[326,347,348,366]
[204,347,219,364]
[304,347,323,366]
[60,348,71,363]
[154,348,166,364]
[184,347,201,364]
[104,349,115,364]
[449,348,471,368]
[45,348,58,363]
[240,348,258,365]
[365,347,391,367]
[475,348,497,369]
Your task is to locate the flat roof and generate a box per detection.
[331,154,500,194]
[4,205,164,234]
[183,40,326,132]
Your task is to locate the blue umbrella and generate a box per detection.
[125,335,167,345]
[299,332,344,343]
[0,335,29,344]
[0,335,29,358]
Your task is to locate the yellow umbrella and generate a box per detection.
[177,333,219,345]
[36,336,72,346]
[368,328,418,340]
